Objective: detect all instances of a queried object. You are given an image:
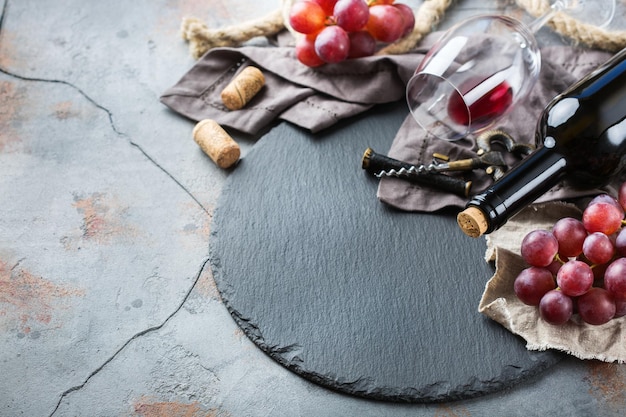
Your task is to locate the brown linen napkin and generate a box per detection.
[479,202,626,363]
[160,41,430,135]
[377,46,614,212]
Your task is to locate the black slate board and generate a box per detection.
[210,101,561,402]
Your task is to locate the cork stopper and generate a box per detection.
[192,119,240,169]
[361,147,373,169]
[220,66,265,110]
[457,206,489,238]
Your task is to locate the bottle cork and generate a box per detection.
[192,119,240,169]
[457,206,489,238]
[220,66,265,110]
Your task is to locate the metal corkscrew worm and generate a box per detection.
[361,148,472,197]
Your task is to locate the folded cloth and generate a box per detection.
[160,36,435,135]
[480,202,626,363]
[161,37,614,211]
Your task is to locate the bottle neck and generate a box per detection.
[466,146,567,233]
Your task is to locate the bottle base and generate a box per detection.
[457,206,489,238]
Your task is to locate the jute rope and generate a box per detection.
[181,0,626,60]
[181,9,285,59]
[376,0,453,55]
[516,0,626,52]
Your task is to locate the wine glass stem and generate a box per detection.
[526,0,568,34]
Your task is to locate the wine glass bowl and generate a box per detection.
[406,0,616,142]
[406,15,541,141]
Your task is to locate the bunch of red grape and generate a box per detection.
[288,0,415,67]
[514,183,626,326]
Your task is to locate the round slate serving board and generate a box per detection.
[209,101,561,402]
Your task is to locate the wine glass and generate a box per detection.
[405,0,616,142]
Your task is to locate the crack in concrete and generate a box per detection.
[0,65,211,217]
[0,65,213,414]
[0,2,209,217]
[46,257,210,417]
[0,1,216,414]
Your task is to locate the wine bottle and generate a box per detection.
[457,48,626,238]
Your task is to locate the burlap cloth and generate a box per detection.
[482,202,626,363]
[161,36,626,362]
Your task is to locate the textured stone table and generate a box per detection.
[2,0,626,416]
[210,101,561,402]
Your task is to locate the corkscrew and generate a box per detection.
[427,130,535,180]
[362,130,534,197]
[361,148,472,197]
[475,129,534,179]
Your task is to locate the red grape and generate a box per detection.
[315,25,350,63]
[604,257,626,301]
[582,201,624,235]
[289,1,327,34]
[290,0,415,66]
[366,4,405,43]
[619,182,626,212]
[615,228,626,257]
[334,0,369,32]
[347,31,376,58]
[592,261,609,282]
[520,229,559,267]
[546,259,563,276]
[556,260,594,297]
[394,3,416,38]
[614,299,626,318]
[589,193,621,210]
[577,287,616,325]
[539,290,573,325]
[551,217,587,258]
[295,36,325,67]
[582,232,615,265]
[514,267,556,306]
[617,182,626,211]
[513,184,626,326]
[312,0,338,15]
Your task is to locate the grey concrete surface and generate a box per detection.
[1,0,626,416]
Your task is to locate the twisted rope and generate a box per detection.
[180,0,626,60]
[516,0,626,52]
[182,9,285,59]
[376,0,453,55]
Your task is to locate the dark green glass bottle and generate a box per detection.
[458,48,626,237]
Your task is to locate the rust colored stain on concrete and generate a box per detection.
[133,399,224,417]
[0,258,85,335]
[192,266,221,302]
[586,361,626,412]
[434,405,472,417]
[0,80,24,153]
[0,29,19,69]
[53,101,80,120]
[71,192,139,244]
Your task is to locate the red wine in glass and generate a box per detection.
[447,76,514,127]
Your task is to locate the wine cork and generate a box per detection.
[220,66,265,110]
[192,119,240,169]
[457,206,489,238]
